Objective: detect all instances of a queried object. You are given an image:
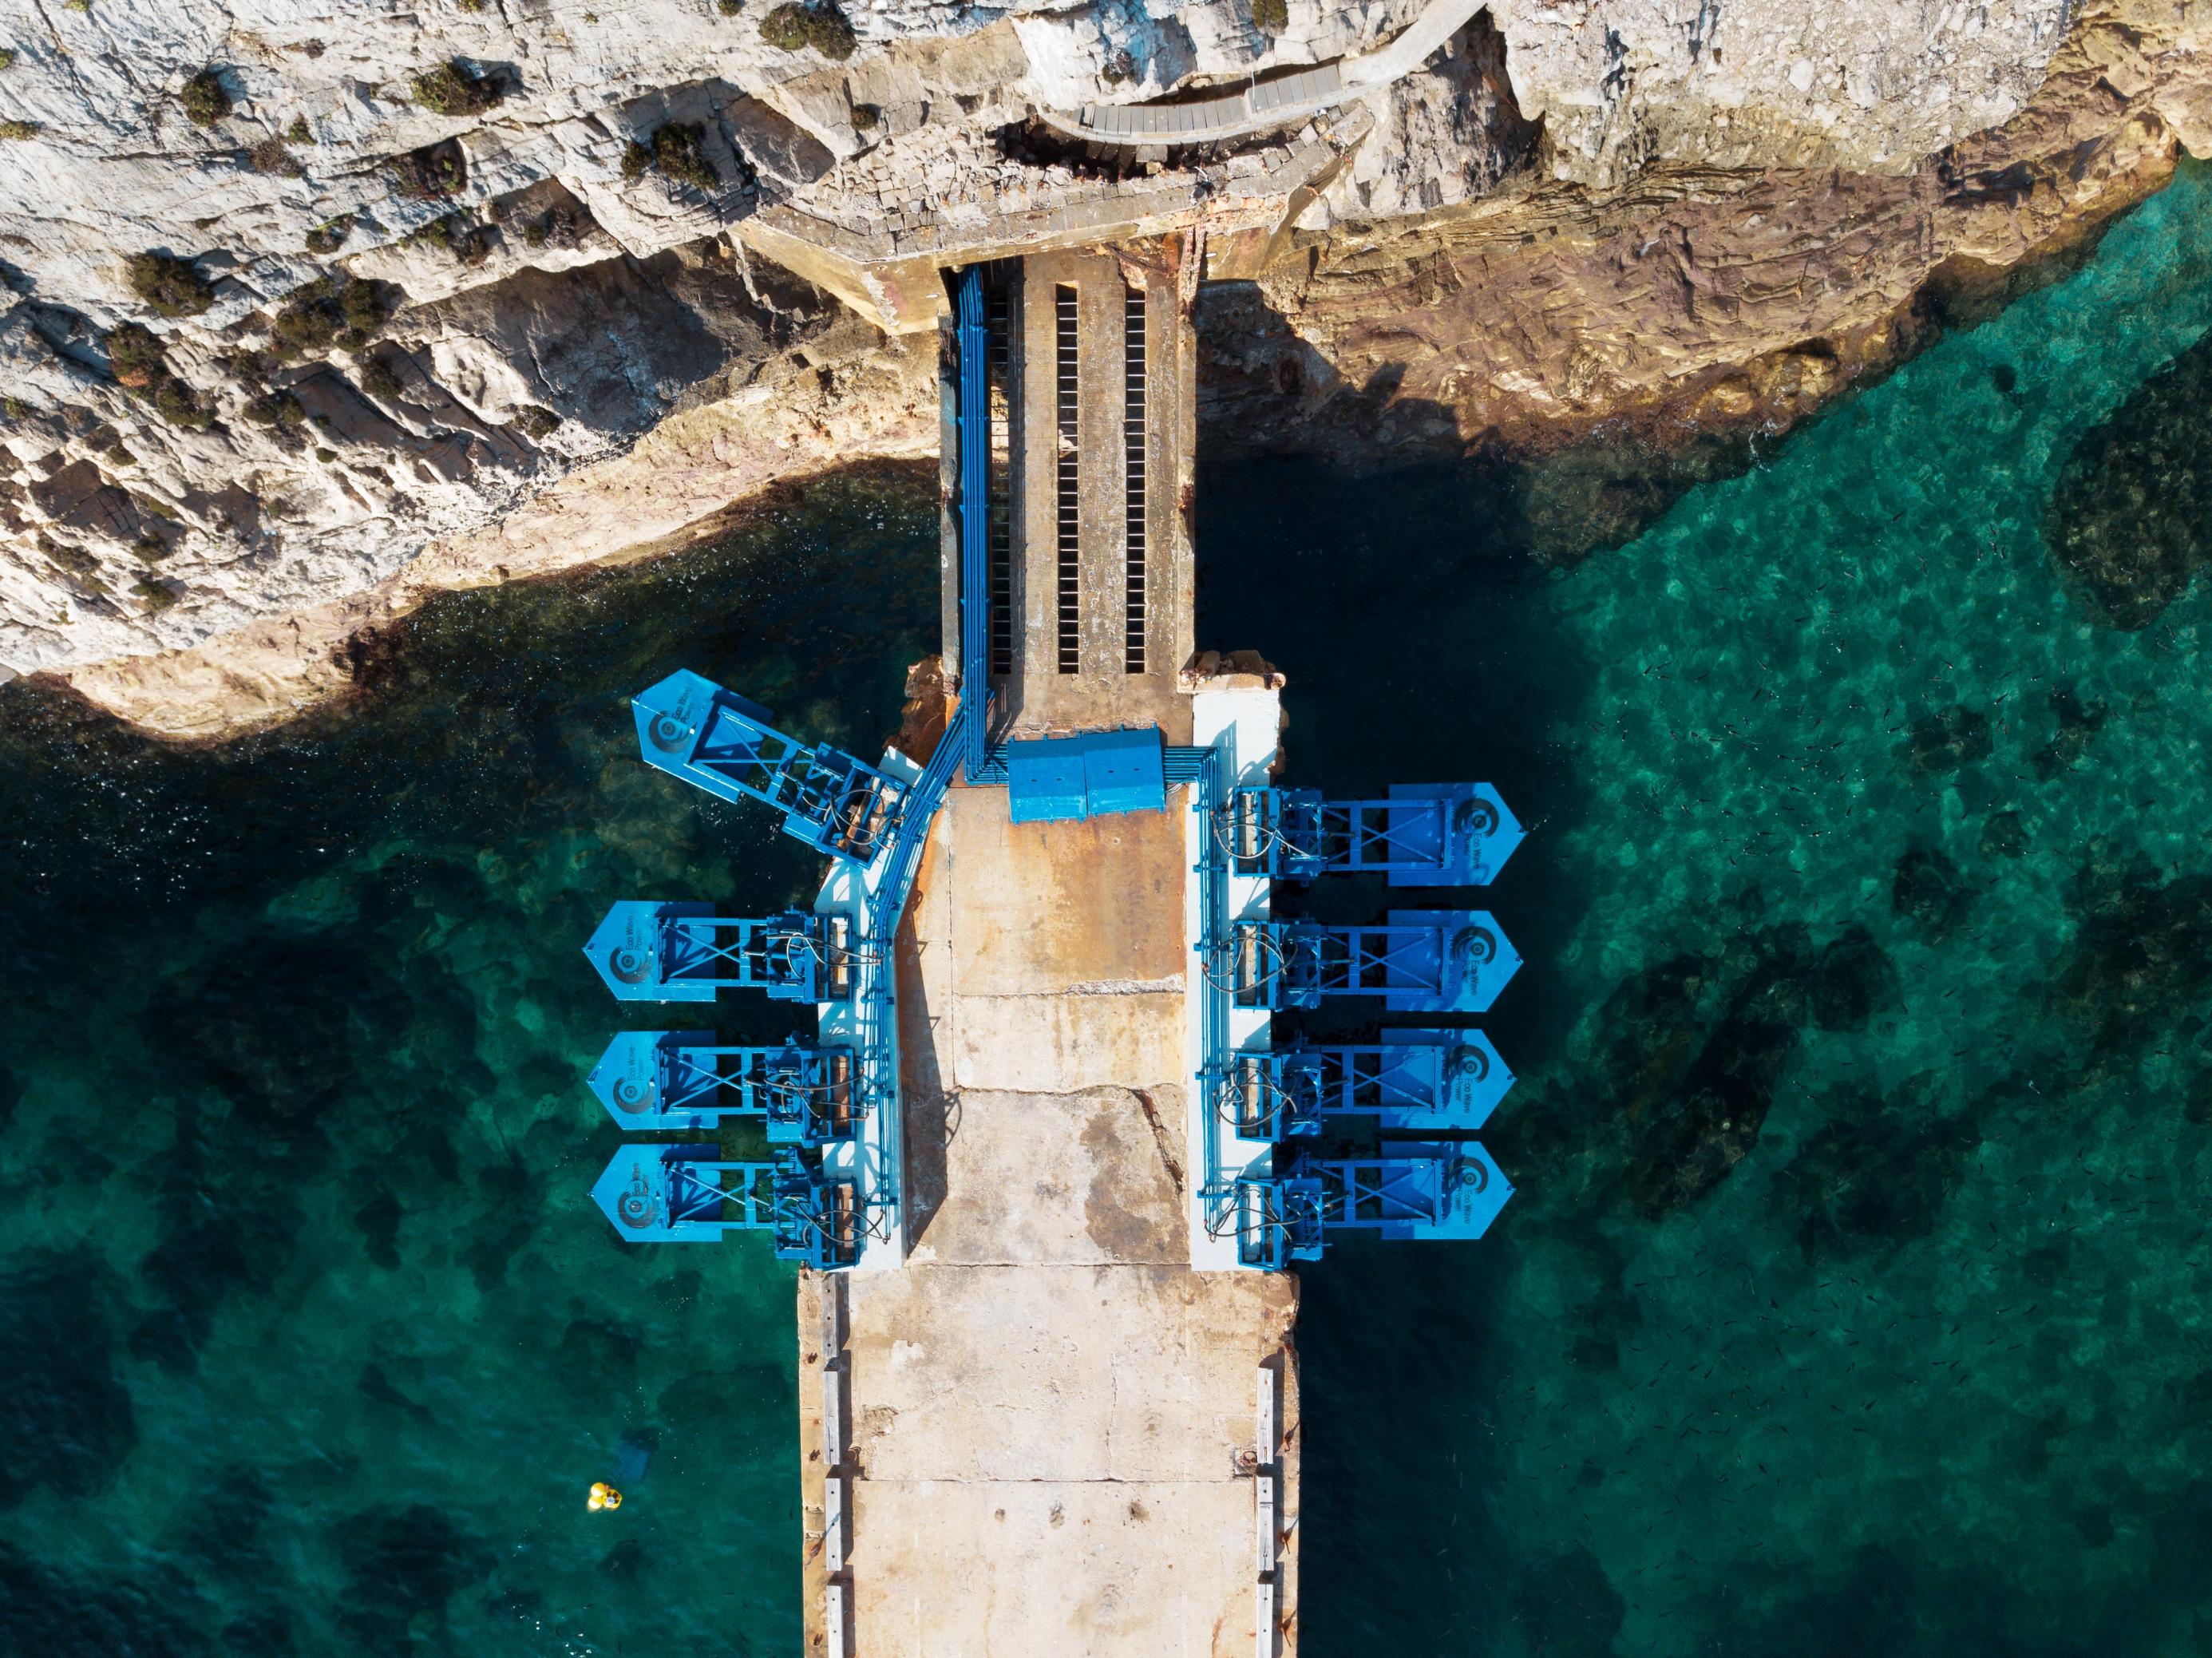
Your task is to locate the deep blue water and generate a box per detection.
[5,163,2212,1655]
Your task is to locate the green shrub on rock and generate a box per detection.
[1250,0,1288,34]
[650,122,718,192]
[759,2,854,60]
[105,323,168,388]
[0,119,38,140]
[357,354,405,403]
[268,276,394,362]
[304,216,351,255]
[390,138,466,199]
[411,58,503,117]
[126,251,215,318]
[182,68,231,127]
[248,136,304,176]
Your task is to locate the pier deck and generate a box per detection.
[800,242,1298,1657]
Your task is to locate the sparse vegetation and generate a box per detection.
[357,354,404,402]
[249,136,304,177]
[3,395,29,419]
[268,275,394,362]
[152,377,213,429]
[410,212,492,264]
[718,0,742,14]
[243,390,307,429]
[650,122,718,192]
[759,2,855,59]
[105,441,136,465]
[411,58,503,117]
[182,68,231,127]
[851,102,880,131]
[457,0,488,10]
[126,250,216,318]
[133,576,179,612]
[1249,0,1287,32]
[390,138,467,199]
[105,322,168,388]
[1,119,39,140]
[304,215,352,256]
[287,115,313,143]
[513,406,560,438]
[620,140,650,182]
[315,446,338,462]
[0,48,17,69]
[45,538,109,594]
[133,531,170,562]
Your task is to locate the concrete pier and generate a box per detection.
[801,241,1299,1658]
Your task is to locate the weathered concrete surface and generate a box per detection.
[1003,241,1197,735]
[804,779,1300,1657]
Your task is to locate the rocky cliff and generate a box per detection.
[1,0,2204,737]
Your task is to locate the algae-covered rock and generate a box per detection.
[2046,326,2212,628]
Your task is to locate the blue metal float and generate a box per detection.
[632,669,910,864]
[587,1030,857,1144]
[1222,909,1520,1012]
[592,1143,860,1265]
[584,901,857,1004]
[1230,1142,1514,1270]
[1223,782,1521,885]
[1206,1028,1513,1140]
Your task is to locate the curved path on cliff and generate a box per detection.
[1040,0,1486,148]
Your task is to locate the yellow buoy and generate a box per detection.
[587,1482,623,1512]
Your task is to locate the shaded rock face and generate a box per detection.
[2045,320,2212,627]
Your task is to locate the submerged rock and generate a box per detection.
[332,1504,493,1653]
[1891,845,1976,938]
[1978,809,2029,861]
[1905,706,1993,774]
[1807,924,1901,1032]
[1781,1078,1984,1256]
[2032,683,2111,779]
[0,1249,138,1506]
[2050,859,2212,1055]
[2046,323,2212,627]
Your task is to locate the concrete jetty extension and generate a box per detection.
[797,238,1301,1657]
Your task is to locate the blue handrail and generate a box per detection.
[953,266,991,779]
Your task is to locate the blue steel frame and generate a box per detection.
[954,264,991,779]
[633,669,909,864]
[592,1143,861,1266]
[1224,910,1520,1013]
[584,901,857,1004]
[1231,1142,1514,1268]
[1221,782,1522,886]
[587,1030,858,1145]
[1203,1029,1514,1140]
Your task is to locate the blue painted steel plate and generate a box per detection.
[1082,727,1166,817]
[1007,738,1089,823]
[1378,1027,1514,1131]
[1385,783,1525,887]
[1391,1141,1514,1239]
[1385,908,1522,1013]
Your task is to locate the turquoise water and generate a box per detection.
[1202,160,2212,1655]
[4,164,2212,1654]
[0,472,936,1655]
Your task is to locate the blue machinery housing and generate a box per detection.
[577,263,1529,1273]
